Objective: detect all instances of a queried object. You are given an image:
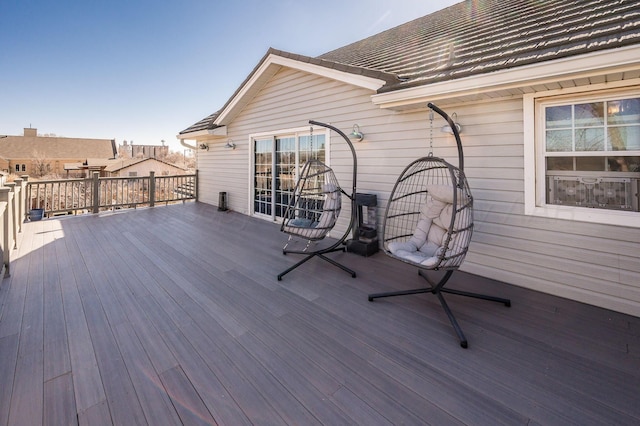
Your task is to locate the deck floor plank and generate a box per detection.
[1,203,638,425]
[43,372,77,426]
[0,334,19,426]
[111,322,183,426]
[43,221,71,383]
[8,219,46,426]
[66,220,150,426]
[57,218,108,415]
[158,365,217,426]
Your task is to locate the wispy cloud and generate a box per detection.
[367,9,392,34]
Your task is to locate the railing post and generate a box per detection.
[92,172,100,213]
[195,169,199,202]
[149,171,156,207]
[14,178,24,233]
[5,183,17,249]
[0,187,12,277]
[21,176,30,221]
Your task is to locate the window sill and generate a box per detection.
[525,204,640,228]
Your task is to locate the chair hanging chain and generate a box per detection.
[428,110,434,157]
[309,125,314,158]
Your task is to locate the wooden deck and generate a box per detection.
[0,202,638,425]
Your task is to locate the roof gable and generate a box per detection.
[214,49,397,126]
[105,157,186,173]
[179,48,397,136]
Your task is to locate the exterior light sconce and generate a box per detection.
[441,112,462,134]
[199,143,209,151]
[225,140,236,149]
[349,124,364,142]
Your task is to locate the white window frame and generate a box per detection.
[524,82,640,228]
[248,126,331,221]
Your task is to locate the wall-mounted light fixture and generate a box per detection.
[199,143,209,150]
[349,124,364,142]
[441,112,462,134]
[225,140,236,149]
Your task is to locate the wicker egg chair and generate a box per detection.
[368,103,511,348]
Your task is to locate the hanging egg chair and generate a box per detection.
[277,120,358,281]
[281,159,342,242]
[368,103,510,348]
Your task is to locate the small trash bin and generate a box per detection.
[218,192,228,211]
[29,208,44,221]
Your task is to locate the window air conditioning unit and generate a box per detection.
[548,175,639,212]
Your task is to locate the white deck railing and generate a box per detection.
[0,176,25,278]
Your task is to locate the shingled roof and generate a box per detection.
[179,112,221,135]
[319,0,640,93]
[0,133,116,159]
[104,157,186,173]
[181,0,639,134]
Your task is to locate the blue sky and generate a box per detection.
[1,0,460,151]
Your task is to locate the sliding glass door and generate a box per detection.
[253,132,325,220]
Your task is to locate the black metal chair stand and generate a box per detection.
[278,243,356,281]
[368,270,511,348]
[277,120,359,281]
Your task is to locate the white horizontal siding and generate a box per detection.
[195,66,640,317]
[195,145,248,209]
[457,98,640,316]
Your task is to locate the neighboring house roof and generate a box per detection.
[64,158,112,171]
[0,134,116,159]
[180,0,640,135]
[104,157,186,173]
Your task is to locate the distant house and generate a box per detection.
[64,158,114,178]
[179,0,640,316]
[104,157,187,177]
[0,127,116,177]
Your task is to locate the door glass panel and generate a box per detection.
[275,137,295,218]
[254,138,273,216]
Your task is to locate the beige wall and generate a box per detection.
[4,158,81,176]
[114,160,185,177]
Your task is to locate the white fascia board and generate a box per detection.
[176,130,209,140]
[270,56,388,91]
[372,45,640,109]
[175,126,227,141]
[215,53,387,125]
[209,126,227,136]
